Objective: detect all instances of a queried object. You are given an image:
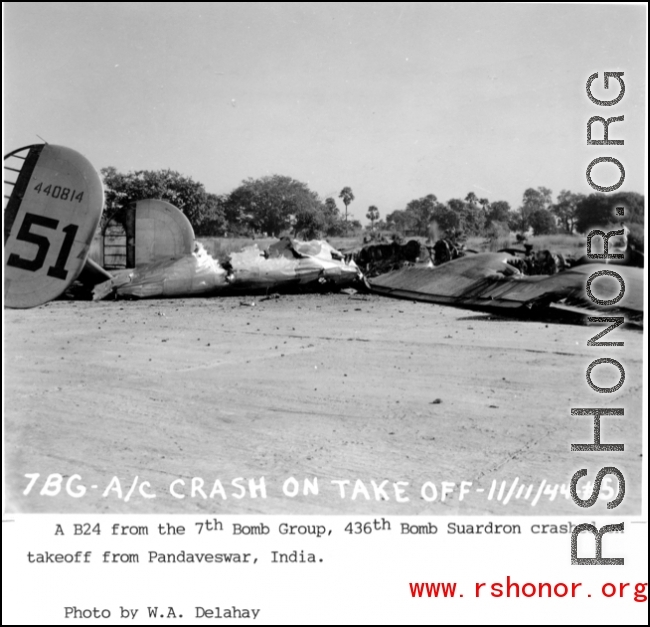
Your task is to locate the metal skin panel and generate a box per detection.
[114,252,228,299]
[370,253,643,318]
[133,199,195,266]
[106,239,362,300]
[4,144,104,308]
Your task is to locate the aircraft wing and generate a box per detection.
[370,252,643,323]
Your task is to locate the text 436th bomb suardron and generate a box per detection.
[41,519,628,545]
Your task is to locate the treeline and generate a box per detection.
[384,188,644,243]
[100,168,644,247]
[101,168,360,239]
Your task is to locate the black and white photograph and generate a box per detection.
[3,2,647,624]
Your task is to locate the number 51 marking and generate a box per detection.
[7,212,79,281]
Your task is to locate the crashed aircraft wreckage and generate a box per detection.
[369,252,643,325]
[3,144,362,305]
[93,234,363,300]
[3,143,643,325]
[90,203,363,299]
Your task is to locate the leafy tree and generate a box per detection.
[321,197,347,236]
[523,186,553,210]
[293,205,327,239]
[348,218,363,233]
[459,202,486,236]
[465,191,478,206]
[386,209,412,233]
[512,186,554,232]
[446,198,466,214]
[446,197,485,236]
[430,204,460,234]
[528,208,557,235]
[574,191,644,234]
[339,187,355,224]
[383,195,438,235]
[222,195,251,236]
[366,205,380,230]
[194,193,228,236]
[486,200,511,227]
[324,197,339,218]
[405,194,438,235]
[550,190,585,234]
[508,210,524,233]
[226,175,322,236]
[100,167,211,230]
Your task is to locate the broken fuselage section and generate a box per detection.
[91,202,363,300]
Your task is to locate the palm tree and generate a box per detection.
[339,187,355,224]
[366,205,379,231]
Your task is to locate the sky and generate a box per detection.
[3,2,647,222]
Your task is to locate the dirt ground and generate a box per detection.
[4,292,643,515]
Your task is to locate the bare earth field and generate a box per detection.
[4,293,643,515]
